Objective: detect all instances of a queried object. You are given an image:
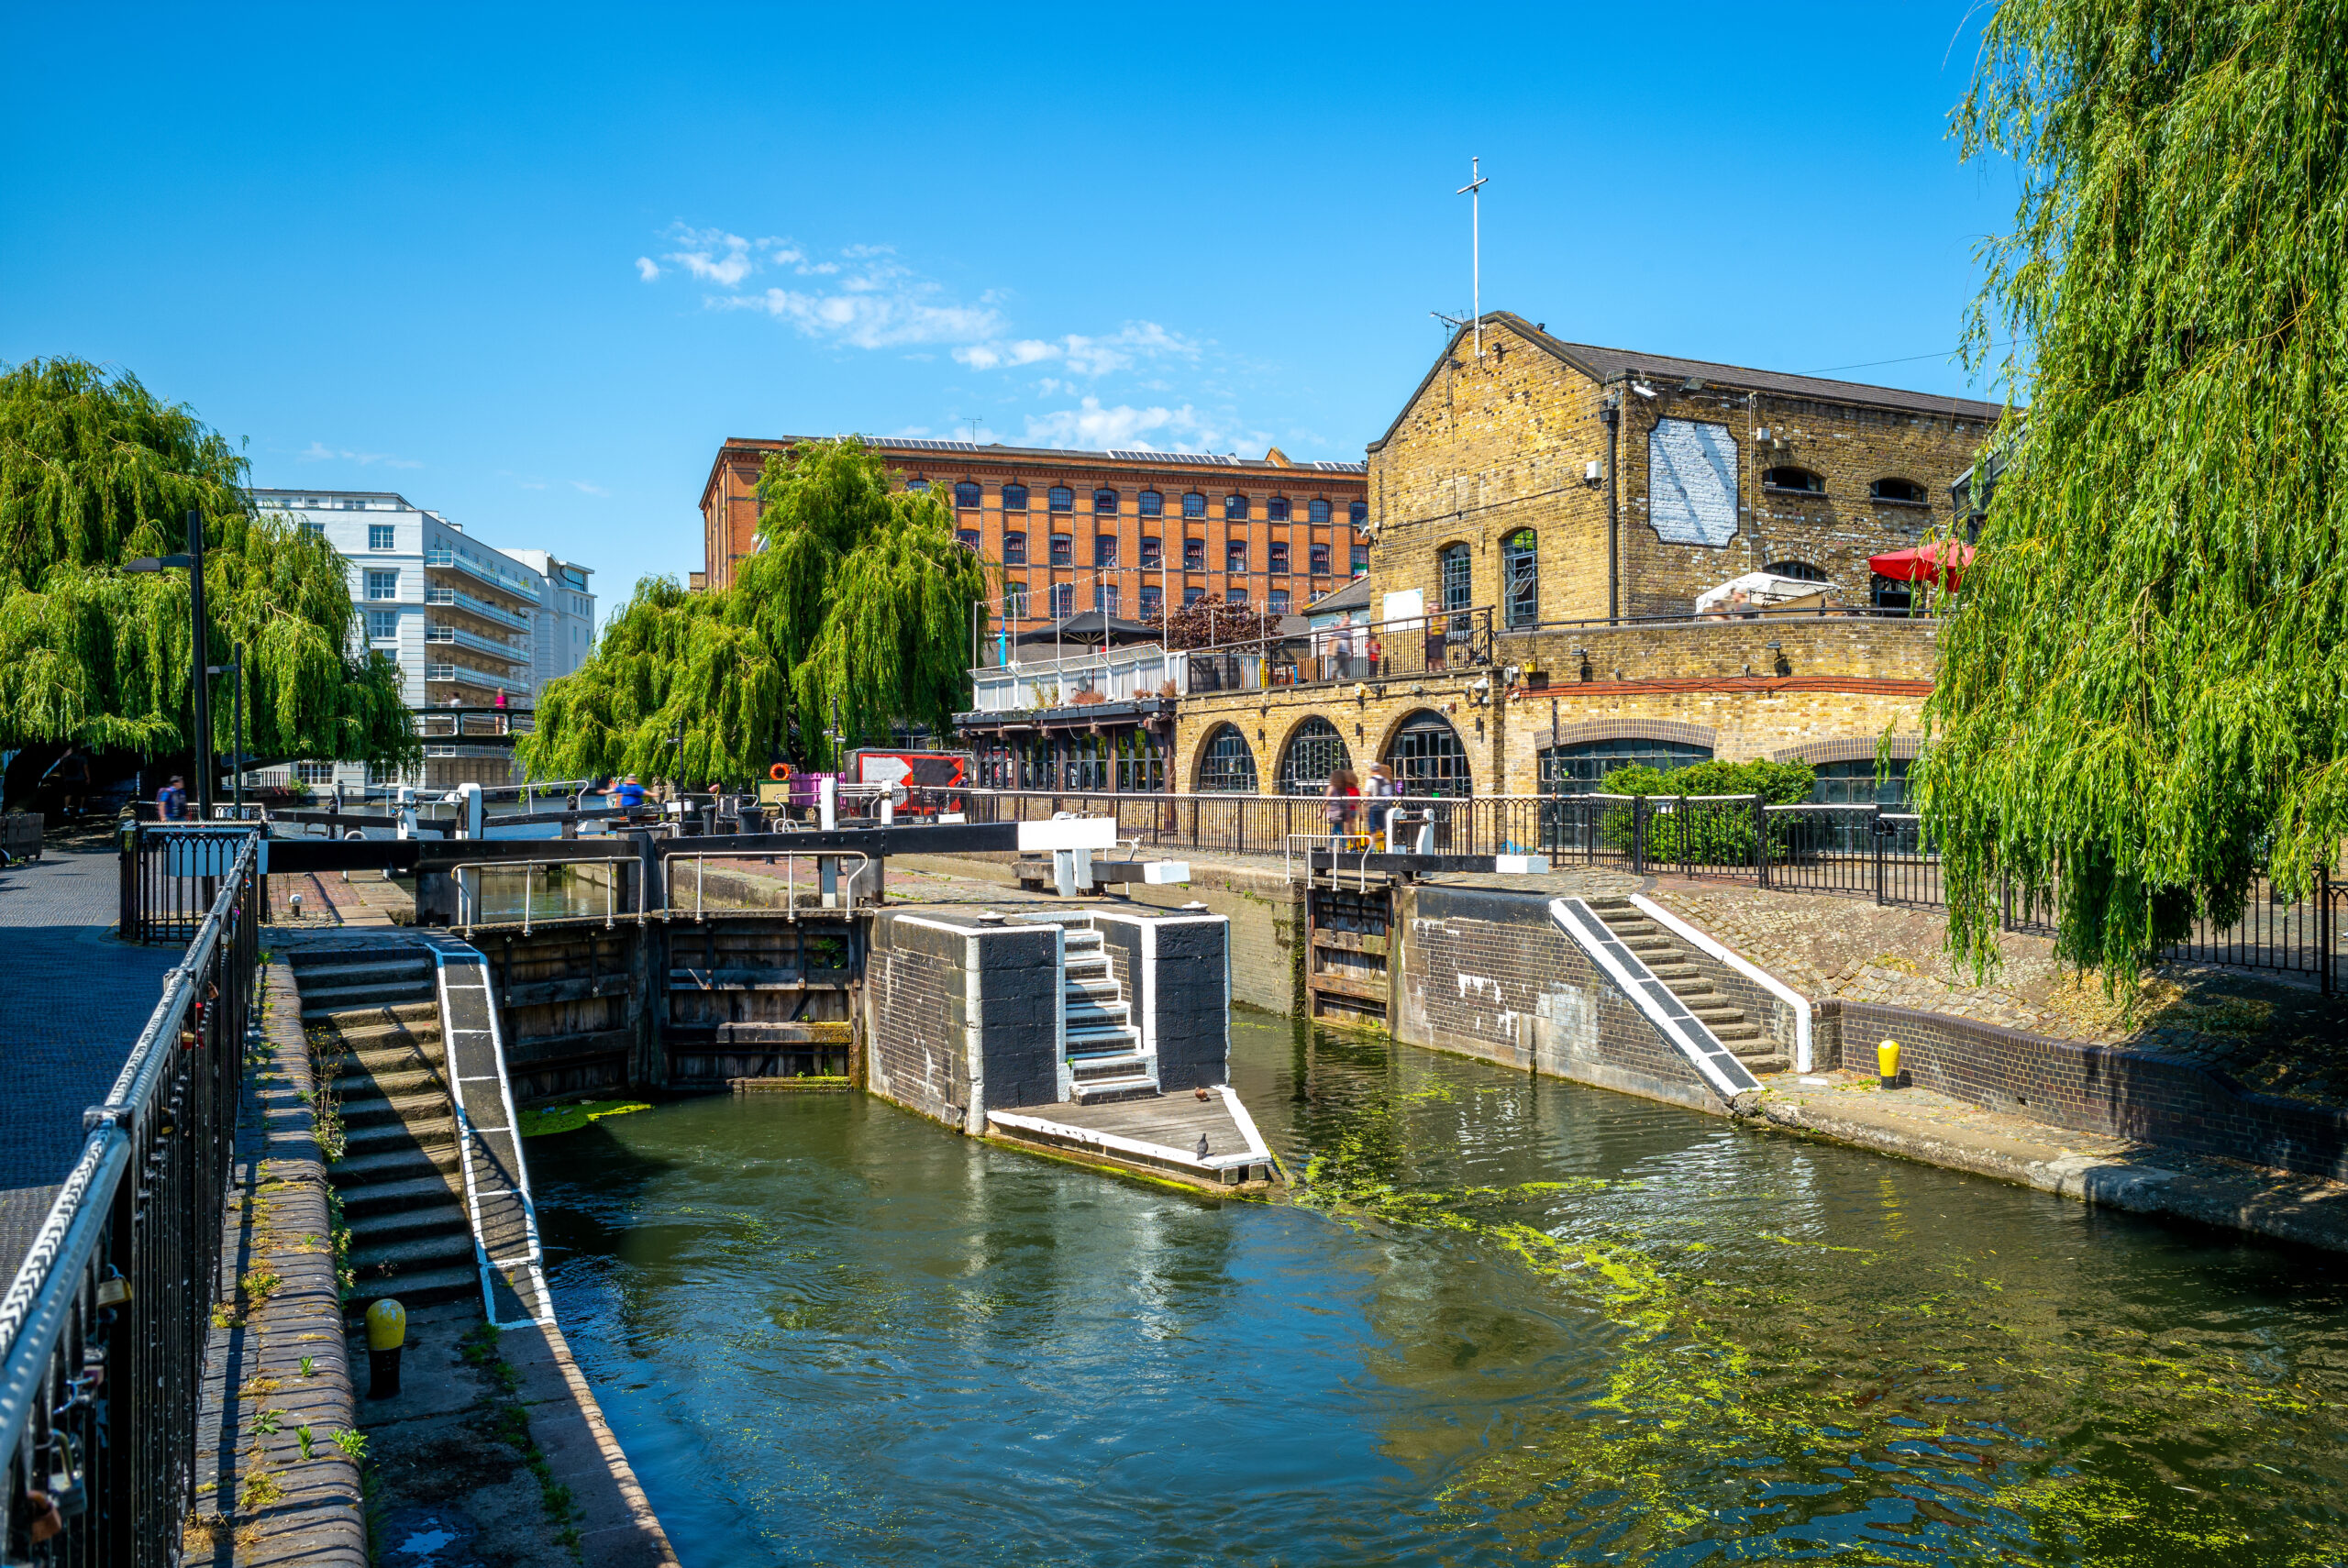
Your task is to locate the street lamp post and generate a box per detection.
[127,508,214,818]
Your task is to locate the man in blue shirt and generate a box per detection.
[157,775,187,822]
[609,775,646,818]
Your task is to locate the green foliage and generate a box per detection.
[0,358,415,767]
[523,438,987,781]
[1593,757,1817,865]
[1926,0,2348,986]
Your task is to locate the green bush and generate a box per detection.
[1592,758,1819,866]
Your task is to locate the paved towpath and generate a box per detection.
[0,829,181,1276]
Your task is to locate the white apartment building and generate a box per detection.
[249,489,596,790]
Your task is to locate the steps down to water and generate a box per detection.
[1060,926,1158,1105]
[295,946,479,1314]
[1583,898,1789,1077]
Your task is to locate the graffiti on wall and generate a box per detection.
[1647,418,1741,547]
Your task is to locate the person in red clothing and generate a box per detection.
[1322,767,1360,844]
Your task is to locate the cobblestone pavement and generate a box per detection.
[0,828,182,1272]
[1651,878,2348,1105]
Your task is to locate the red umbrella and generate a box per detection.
[1867,540,1974,590]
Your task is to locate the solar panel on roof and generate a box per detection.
[1306,460,1368,472]
[885,438,983,452]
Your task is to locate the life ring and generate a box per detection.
[769,764,792,780]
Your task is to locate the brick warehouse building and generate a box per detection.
[1163,313,2010,806]
[698,437,1369,625]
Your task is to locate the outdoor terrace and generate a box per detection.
[426,546,541,603]
[425,583,531,633]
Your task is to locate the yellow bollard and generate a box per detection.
[1877,1038,1901,1089]
[365,1297,406,1399]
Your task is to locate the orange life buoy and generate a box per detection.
[769,764,792,780]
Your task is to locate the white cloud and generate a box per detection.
[635,256,660,282]
[299,440,420,469]
[569,480,609,496]
[953,323,1195,377]
[655,226,801,288]
[1020,398,1272,456]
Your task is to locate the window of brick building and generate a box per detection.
[1309,498,1332,525]
[1048,485,1075,513]
[1226,541,1248,573]
[954,480,982,509]
[1182,491,1207,519]
[1268,540,1290,573]
[1183,537,1206,571]
[1267,496,1290,522]
[1501,529,1538,629]
[1050,582,1074,617]
[1349,500,1368,525]
[1870,477,1927,504]
[1003,532,1027,565]
[1763,467,1825,493]
[1227,586,1248,607]
[1139,490,1163,517]
[1197,725,1257,791]
[1269,588,1290,614]
[1095,583,1119,617]
[1094,487,1118,515]
[1095,535,1118,568]
[1440,543,1472,613]
[1002,483,1029,511]
[1764,559,1827,581]
[1003,581,1028,616]
[957,529,980,551]
[1139,584,1163,618]
[1183,585,1206,606]
[1224,493,1249,521]
[1140,536,1162,569]
[1309,542,1331,575]
[1351,543,1368,576]
[1051,534,1073,565]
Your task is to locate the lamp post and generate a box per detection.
[126,508,213,819]
[208,645,244,812]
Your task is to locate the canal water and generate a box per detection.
[532,1017,2348,1566]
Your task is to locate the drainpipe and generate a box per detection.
[1602,386,1623,622]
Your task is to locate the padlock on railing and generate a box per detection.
[94,1268,130,1311]
[45,1431,85,1521]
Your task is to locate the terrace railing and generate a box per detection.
[3,831,259,1565]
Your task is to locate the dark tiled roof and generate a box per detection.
[1371,313,2009,448]
[1303,576,1373,615]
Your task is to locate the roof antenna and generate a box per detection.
[956,414,986,442]
[1457,156,1490,359]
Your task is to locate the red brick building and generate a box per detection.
[698,437,1368,634]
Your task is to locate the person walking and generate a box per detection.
[45,745,91,821]
[1323,767,1360,845]
[157,775,188,822]
[1364,762,1396,850]
[1332,613,1355,681]
[608,774,647,820]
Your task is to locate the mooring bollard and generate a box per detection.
[365,1297,406,1398]
[1877,1038,1902,1089]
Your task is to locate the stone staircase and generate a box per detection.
[1584,897,1788,1075]
[294,944,480,1314]
[1059,925,1157,1104]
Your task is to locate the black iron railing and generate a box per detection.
[119,823,266,943]
[3,831,258,1565]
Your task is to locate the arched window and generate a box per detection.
[1348,500,1368,525]
[1538,738,1712,795]
[906,479,930,493]
[1812,757,1911,806]
[1138,490,1163,517]
[1439,542,1472,613]
[1763,467,1825,493]
[1278,716,1353,794]
[1870,477,1928,504]
[1094,487,1119,514]
[1501,529,1538,628]
[1182,491,1207,519]
[1386,712,1472,796]
[956,529,980,551]
[1763,560,1827,581]
[1095,534,1117,568]
[1197,725,1258,792]
[1047,485,1075,513]
[1308,498,1332,525]
[953,480,982,509]
[1266,496,1290,522]
[1224,494,1250,521]
[1002,483,1030,511]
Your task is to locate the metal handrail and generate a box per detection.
[665,850,876,919]
[452,856,635,935]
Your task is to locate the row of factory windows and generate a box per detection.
[908,479,1369,525]
[997,582,1293,619]
[1441,535,1918,631]
[960,532,1370,575]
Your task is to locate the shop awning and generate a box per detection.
[1867,540,1974,589]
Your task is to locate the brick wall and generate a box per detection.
[1392,884,1718,1114]
[863,913,969,1129]
[1821,1000,2348,1181]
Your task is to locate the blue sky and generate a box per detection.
[2,3,2015,613]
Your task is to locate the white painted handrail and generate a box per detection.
[1630,893,1813,1073]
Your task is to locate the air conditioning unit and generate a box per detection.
[1754,426,1772,443]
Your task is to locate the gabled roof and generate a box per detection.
[1303,576,1373,615]
[1368,312,2008,451]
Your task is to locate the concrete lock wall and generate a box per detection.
[1089,910,1232,1093]
[1391,885,1719,1114]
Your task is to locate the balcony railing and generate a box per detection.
[969,645,1184,712]
[424,584,531,632]
[426,662,534,697]
[419,710,535,737]
[425,547,541,603]
[426,622,531,661]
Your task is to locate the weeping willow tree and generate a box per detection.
[0,358,415,778]
[1920,0,2348,987]
[521,437,987,781]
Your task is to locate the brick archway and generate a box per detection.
[1768,734,1922,764]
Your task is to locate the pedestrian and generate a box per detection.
[1332,613,1355,681]
[45,745,91,821]
[493,690,507,711]
[1364,762,1395,849]
[609,774,646,819]
[1323,767,1360,845]
[157,774,188,823]
[1365,630,1383,680]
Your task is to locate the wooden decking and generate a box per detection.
[987,1087,1279,1190]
